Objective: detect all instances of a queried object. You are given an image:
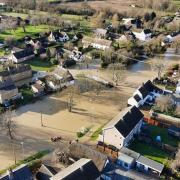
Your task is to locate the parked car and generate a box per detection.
[62,59,76,68]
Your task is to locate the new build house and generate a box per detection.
[99,106,144,149]
[128,80,163,107]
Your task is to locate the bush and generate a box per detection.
[101,62,109,68]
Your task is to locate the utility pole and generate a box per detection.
[21,142,24,159]
[41,111,43,127]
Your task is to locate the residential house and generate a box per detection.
[128,80,163,107]
[99,106,144,149]
[0,164,33,180]
[48,31,60,42]
[36,163,60,180]
[133,29,152,41]
[59,31,69,42]
[45,67,74,91]
[0,75,20,104]
[122,18,142,28]
[11,49,35,63]
[94,28,107,38]
[6,64,32,83]
[82,36,112,50]
[69,50,84,62]
[136,155,164,176]
[50,158,100,180]
[31,80,45,97]
[48,31,69,42]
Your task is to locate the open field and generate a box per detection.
[0,25,55,41]
[0,88,129,170]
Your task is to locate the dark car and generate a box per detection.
[62,59,76,68]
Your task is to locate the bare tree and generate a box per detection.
[109,63,125,86]
[155,95,172,112]
[151,58,167,79]
[0,110,16,140]
[0,110,17,164]
[64,85,79,112]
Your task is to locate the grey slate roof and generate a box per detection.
[51,158,100,180]
[120,147,140,160]
[118,153,135,164]
[36,164,58,180]
[137,156,164,173]
[13,49,34,59]
[0,164,33,180]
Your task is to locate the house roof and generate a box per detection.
[0,64,31,77]
[137,156,164,173]
[82,36,112,47]
[138,86,149,99]
[104,106,144,137]
[143,29,151,34]
[120,147,140,160]
[13,49,34,59]
[134,94,141,102]
[0,164,33,180]
[94,28,107,35]
[36,164,58,180]
[118,153,134,164]
[51,158,100,180]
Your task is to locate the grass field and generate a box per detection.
[149,125,179,147]
[129,124,179,165]
[25,58,56,71]
[0,25,55,41]
[130,140,169,164]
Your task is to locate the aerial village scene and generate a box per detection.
[0,0,179,179]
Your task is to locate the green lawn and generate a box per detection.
[130,140,169,164]
[0,25,55,41]
[173,0,180,8]
[149,125,179,147]
[2,12,29,18]
[25,58,56,71]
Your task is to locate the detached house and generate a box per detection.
[128,80,163,107]
[99,106,144,149]
[82,36,112,50]
[45,67,74,91]
[133,29,152,41]
[48,31,69,42]
[11,49,35,63]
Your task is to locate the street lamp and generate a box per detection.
[20,142,24,159]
